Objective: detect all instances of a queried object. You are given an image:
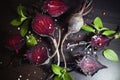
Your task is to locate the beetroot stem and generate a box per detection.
[50,28,61,58]
[61,31,71,68]
[42,28,61,66]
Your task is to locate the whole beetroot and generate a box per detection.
[5,34,25,53]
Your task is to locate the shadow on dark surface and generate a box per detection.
[0,0,120,80]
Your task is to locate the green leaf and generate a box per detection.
[82,25,95,33]
[103,49,119,62]
[17,4,28,23]
[115,33,120,39]
[11,5,28,27]
[20,20,29,37]
[26,35,38,47]
[54,76,63,80]
[17,4,27,17]
[93,17,103,30]
[63,72,73,80]
[102,30,116,36]
[20,16,27,22]
[52,64,63,76]
[11,19,21,26]
[100,27,109,31]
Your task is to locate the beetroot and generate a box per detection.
[25,44,48,64]
[5,34,25,53]
[91,35,111,49]
[32,14,55,36]
[43,0,68,17]
[76,55,107,76]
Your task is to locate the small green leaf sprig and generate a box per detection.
[52,64,73,80]
[10,4,38,47]
[82,17,118,37]
[11,5,28,27]
[82,17,119,62]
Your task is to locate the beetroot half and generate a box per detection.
[43,0,68,17]
[32,14,55,36]
[25,44,48,64]
[76,55,107,76]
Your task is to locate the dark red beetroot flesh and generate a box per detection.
[25,44,48,65]
[76,55,107,76]
[32,14,55,36]
[43,0,68,17]
[91,35,111,49]
[5,34,25,53]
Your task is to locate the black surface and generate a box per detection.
[0,0,120,80]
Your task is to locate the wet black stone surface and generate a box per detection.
[0,0,120,80]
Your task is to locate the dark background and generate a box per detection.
[0,0,120,80]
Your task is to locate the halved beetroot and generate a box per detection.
[43,0,68,17]
[32,14,55,36]
[25,44,48,64]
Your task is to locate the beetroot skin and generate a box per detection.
[5,34,25,53]
[32,14,55,36]
[43,0,68,17]
[25,44,48,64]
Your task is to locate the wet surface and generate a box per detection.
[0,0,120,80]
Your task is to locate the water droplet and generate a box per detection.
[67,43,70,46]
[27,74,31,76]
[18,27,20,30]
[48,26,52,29]
[34,71,36,74]
[93,51,96,55]
[43,73,46,75]
[102,11,106,16]
[37,56,40,59]
[89,48,92,51]
[48,4,50,6]
[54,19,57,22]
[62,28,65,31]
[28,31,31,34]
[19,75,22,78]
[48,48,51,51]
[18,78,21,80]
[78,34,81,38]
[87,51,90,54]
[70,48,73,51]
